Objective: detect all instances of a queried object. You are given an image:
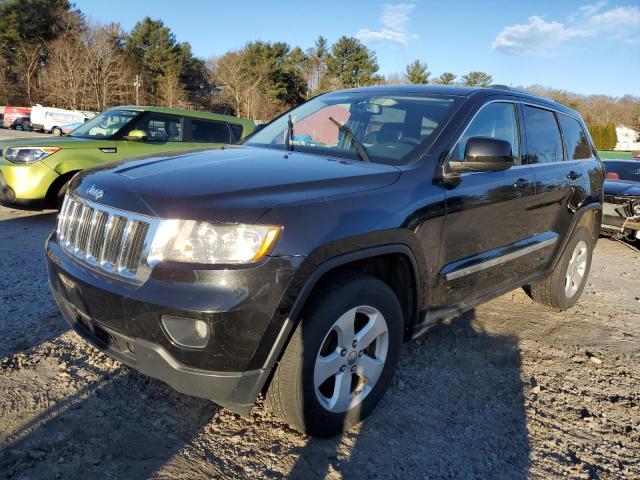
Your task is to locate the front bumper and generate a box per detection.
[602,199,640,238]
[46,232,301,412]
[0,160,58,209]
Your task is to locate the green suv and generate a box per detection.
[0,106,254,209]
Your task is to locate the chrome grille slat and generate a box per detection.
[55,194,156,284]
[75,205,93,255]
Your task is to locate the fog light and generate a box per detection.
[161,315,210,349]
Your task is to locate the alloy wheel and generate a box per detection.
[314,305,389,413]
[565,240,588,298]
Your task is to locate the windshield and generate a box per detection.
[604,161,640,182]
[245,92,461,165]
[69,109,141,139]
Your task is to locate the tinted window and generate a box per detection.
[450,102,519,163]
[558,115,591,160]
[523,106,563,163]
[245,92,460,165]
[191,119,238,143]
[129,113,183,142]
[603,161,640,182]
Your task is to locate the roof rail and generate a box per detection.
[488,84,511,90]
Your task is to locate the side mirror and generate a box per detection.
[124,129,147,142]
[449,137,514,173]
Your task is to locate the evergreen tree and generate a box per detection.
[461,71,493,87]
[435,72,456,85]
[327,36,380,88]
[405,60,429,84]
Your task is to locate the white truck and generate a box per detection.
[30,105,95,135]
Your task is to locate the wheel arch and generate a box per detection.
[551,203,602,271]
[44,169,80,208]
[258,244,422,396]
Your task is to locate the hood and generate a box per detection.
[71,146,401,223]
[604,180,640,198]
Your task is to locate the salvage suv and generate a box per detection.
[46,85,604,437]
[0,106,254,210]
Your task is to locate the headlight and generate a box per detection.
[5,147,60,164]
[148,220,281,265]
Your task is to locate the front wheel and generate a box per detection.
[266,272,403,437]
[527,226,594,310]
[51,127,62,136]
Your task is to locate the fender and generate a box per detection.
[259,243,422,375]
[549,201,602,272]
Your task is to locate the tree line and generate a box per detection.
[0,0,638,147]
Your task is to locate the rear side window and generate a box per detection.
[450,102,520,163]
[558,115,592,160]
[190,119,239,143]
[523,106,564,164]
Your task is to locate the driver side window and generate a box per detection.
[451,103,519,163]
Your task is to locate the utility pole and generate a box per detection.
[134,75,141,105]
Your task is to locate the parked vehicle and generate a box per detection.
[60,121,85,135]
[46,85,603,437]
[30,104,90,135]
[2,107,31,129]
[601,159,640,241]
[0,106,255,209]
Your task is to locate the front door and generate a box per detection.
[117,113,186,160]
[436,101,538,308]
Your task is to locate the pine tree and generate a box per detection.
[461,71,492,87]
[405,60,429,84]
[327,36,380,88]
[435,72,456,85]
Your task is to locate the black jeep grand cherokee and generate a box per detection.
[47,85,604,437]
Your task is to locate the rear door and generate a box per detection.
[438,100,537,306]
[522,104,590,270]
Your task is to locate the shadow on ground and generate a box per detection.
[288,310,530,479]
[0,211,66,358]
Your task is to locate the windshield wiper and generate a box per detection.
[284,114,294,151]
[328,116,370,163]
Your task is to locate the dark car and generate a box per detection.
[10,116,31,131]
[46,85,604,437]
[601,159,640,241]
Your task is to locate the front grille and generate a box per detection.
[57,194,155,284]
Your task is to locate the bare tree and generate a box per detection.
[16,42,43,104]
[209,52,267,119]
[85,24,134,110]
[44,34,88,109]
[157,67,187,108]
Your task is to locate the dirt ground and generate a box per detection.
[0,202,638,480]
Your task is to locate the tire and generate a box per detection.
[14,124,23,131]
[527,226,593,310]
[55,180,70,211]
[266,272,403,437]
[51,127,62,136]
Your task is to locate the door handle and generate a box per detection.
[514,178,530,189]
[567,170,582,180]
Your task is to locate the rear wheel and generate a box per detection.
[266,272,403,437]
[14,124,23,131]
[527,226,593,310]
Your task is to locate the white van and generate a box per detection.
[30,105,92,135]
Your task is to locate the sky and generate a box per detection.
[74,0,640,97]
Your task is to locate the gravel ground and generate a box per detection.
[0,204,639,480]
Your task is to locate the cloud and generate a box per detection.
[493,3,640,55]
[356,3,416,47]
